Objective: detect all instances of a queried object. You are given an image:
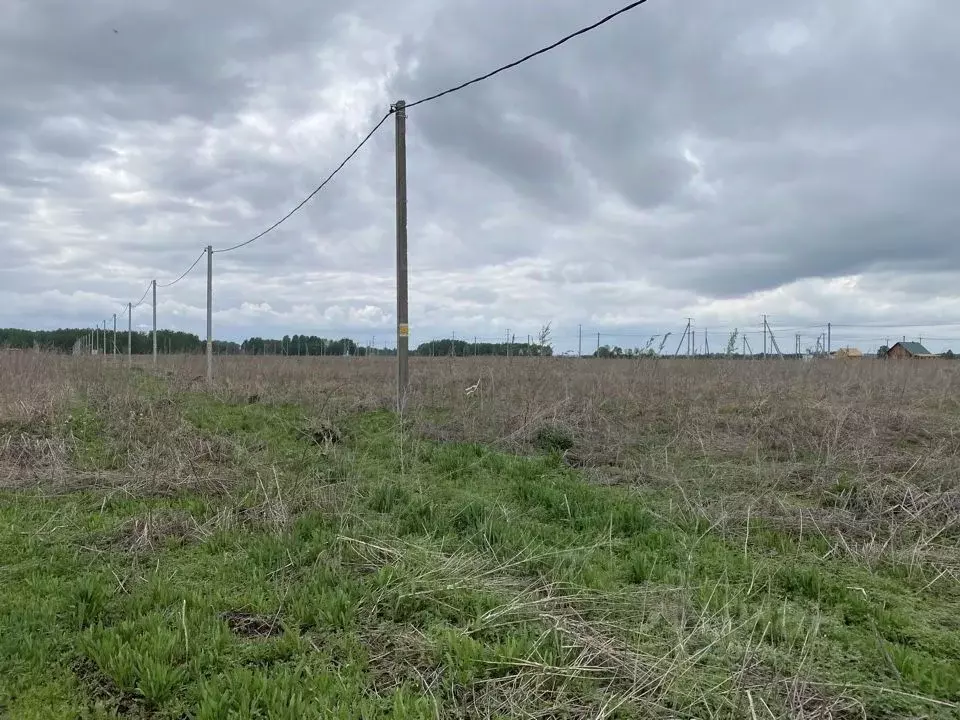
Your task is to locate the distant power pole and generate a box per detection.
[827,323,832,354]
[393,99,409,410]
[112,314,117,356]
[578,324,582,358]
[763,315,768,359]
[704,329,710,356]
[675,319,692,357]
[691,330,696,357]
[127,303,132,365]
[206,245,213,383]
[597,332,601,355]
[152,280,157,365]
[763,316,784,360]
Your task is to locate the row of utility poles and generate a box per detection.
[76,97,855,413]
[76,284,158,366]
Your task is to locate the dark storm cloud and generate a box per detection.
[2,0,959,347]
[391,0,960,299]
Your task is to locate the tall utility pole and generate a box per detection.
[113,314,117,355]
[704,329,710,356]
[827,322,832,355]
[597,332,601,355]
[102,320,107,355]
[764,316,784,360]
[762,315,768,359]
[206,245,213,383]
[392,100,409,410]
[674,319,692,357]
[691,330,696,357]
[152,279,157,365]
[578,324,582,358]
[127,303,132,365]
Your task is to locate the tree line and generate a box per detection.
[413,339,552,357]
[0,328,391,356]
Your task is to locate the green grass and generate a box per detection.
[1,386,958,718]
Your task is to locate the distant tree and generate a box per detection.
[943,349,955,359]
[877,345,890,359]
[726,329,739,356]
[537,322,552,356]
[657,333,672,355]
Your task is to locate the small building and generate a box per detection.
[832,347,863,359]
[886,341,935,359]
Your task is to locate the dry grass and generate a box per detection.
[2,350,959,718]
[5,349,957,575]
[142,353,960,575]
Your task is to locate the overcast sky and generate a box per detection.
[2,0,959,353]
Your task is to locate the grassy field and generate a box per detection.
[1,351,958,719]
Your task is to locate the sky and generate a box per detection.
[2,0,959,354]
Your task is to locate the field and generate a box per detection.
[1,351,958,719]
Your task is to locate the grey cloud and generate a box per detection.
[391,0,960,299]
[2,0,960,348]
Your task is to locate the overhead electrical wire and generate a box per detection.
[404,0,651,110]
[98,1,656,330]
[131,282,152,309]
[212,111,392,254]
[211,1,651,255]
[156,249,206,288]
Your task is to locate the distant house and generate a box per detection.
[885,341,935,359]
[832,347,863,359]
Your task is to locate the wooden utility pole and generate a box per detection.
[764,316,784,360]
[393,100,409,409]
[763,314,768,359]
[206,245,213,383]
[578,324,582,358]
[675,319,691,357]
[152,280,157,365]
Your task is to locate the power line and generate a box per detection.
[86,1,654,340]
[131,282,151,309]
[213,111,392,254]
[156,249,206,288]
[405,0,651,110]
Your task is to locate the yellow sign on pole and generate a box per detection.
[398,324,409,337]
